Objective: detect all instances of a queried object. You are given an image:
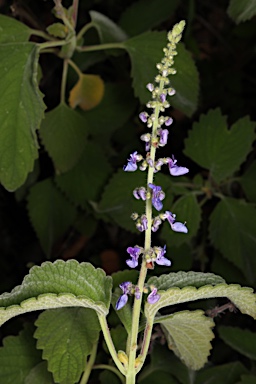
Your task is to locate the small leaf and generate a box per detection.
[34,308,100,384]
[209,197,256,283]
[227,0,256,24]
[89,11,127,43]
[0,259,112,325]
[46,22,68,38]
[219,326,256,360]
[25,362,54,384]
[69,74,104,110]
[0,14,31,43]
[27,178,77,255]
[184,109,256,182]
[40,103,88,172]
[195,362,247,384]
[0,324,41,384]
[240,160,256,203]
[157,310,214,370]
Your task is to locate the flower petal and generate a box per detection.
[116,294,128,310]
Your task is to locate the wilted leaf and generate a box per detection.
[69,73,104,110]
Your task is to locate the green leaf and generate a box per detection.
[40,103,88,172]
[195,362,247,384]
[110,325,127,352]
[156,310,214,370]
[34,308,100,384]
[119,0,180,36]
[55,143,112,207]
[0,42,46,191]
[0,259,112,325]
[240,160,256,203]
[147,271,225,290]
[236,374,256,384]
[184,109,256,182]
[0,324,41,384]
[227,0,256,24]
[209,197,256,283]
[89,11,127,44]
[25,362,54,384]
[27,178,77,255]
[99,370,120,384]
[219,326,256,360]
[145,283,256,322]
[0,14,31,43]
[124,33,199,116]
[139,371,177,384]
[161,193,201,247]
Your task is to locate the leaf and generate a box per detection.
[157,310,214,370]
[46,23,67,38]
[219,326,256,360]
[195,362,247,384]
[0,324,42,384]
[55,143,112,207]
[99,370,120,384]
[209,197,256,283]
[160,193,201,247]
[0,42,45,191]
[139,371,177,384]
[27,178,77,255]
[147,271,225,290]
[119,0,180,36]
[0,259,112,325]
[145,283,256,322]
[40,103,88,172]
[89,10,127,43]
[69,74,104,110]
[34,308,100,384]
[0,14,31,43]
[236,374,256,384]
[124,32,199,116]
[240,160,256,203]
[227,0,256,23]
[25,362,54,384]
[110,325,127,352]
[184,109,256,182]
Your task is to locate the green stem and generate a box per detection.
[67,58,82,77]
[38,39,68,51]
[76,42,125,52]
[135,320,154,374]
[79,339,98,384]
[93,365,125,383]
[72,0,79,27]
[76,21,95,41]
[98,314,126,376]
[29,29,54,41]
[60,59,69,104]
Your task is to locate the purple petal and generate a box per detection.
[171,222,188,233]
[152,198,163,211]
[126,259,138,268]
[170,165,189,176]
[116,294,128,310]
[147,288,160,304]
[165,211,176,225]
[120,281,132,294]
[155,257,171,266]
[165,117,173,126]
[139,112,148,123]
[123,162,137,172]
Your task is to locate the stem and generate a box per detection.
[38,39,68,51]
[93,365,125,383]
[67,58,82,77]
[79,339,98,384]
[76,42,125,52]
[72,0,79,27]
[29,29,54,41]
[135,320,154,374]
[60,59,69,104]
[98,314,126,376]
[76,21,95,41]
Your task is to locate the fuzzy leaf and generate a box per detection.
[89,11,127,43]
[227,0,256,23]
[0,259,112,325]
[124,32,199,116]
[27,179,77,256]
[0,42,45,191]
[240,160,256,203]
[0,325,41,384]
[69,74,104,110]
[25,362,54,384]
[40,103,88,172]
[209,197,256,283]
[0,14,31,43]
[184,109,255,182]
[219,326,256,360]
[34,308,100,384]
[145,284,256,322]
[157,310,214,370]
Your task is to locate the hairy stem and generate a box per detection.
[79,339,98,384]
[60,59,68,104]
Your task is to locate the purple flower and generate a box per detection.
[116,281,132,310]
[133,187,147,201]
[160,93,166,103]
[126,246,141,268]
[147,288,160,304]
[146,83,154,92]
[167,156,189,176]
[124,151,140,172]
[154,245,171,266]
[139,112,148,123]
[165,117,173,126]
[164,211,188,233]
[152,216,162,232]
[159,129,169,146]
[148,183,165,211]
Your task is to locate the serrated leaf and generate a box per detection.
[0,324,41,384]
[209,197,256,283]
[145,283,256,322]
[184,109,255,182]
[124,32,199,116]
[119,0,180,36]
[240,160,256,202]
[161,193,201,247]
[147,271,225,290]
[219,326,256,360]
[40,103,88,172]
[89,11,127,44]
[157,310,214,370]
[69,74,104,110]
[27,178,77,255]
[0,14,31,43]
[25,362,54,384]
[34,308,100,384]
[195,362,247,384]
[0,259,112,325]
[227,0,256,23]
[0,42,45,191]
[55,143,112,207]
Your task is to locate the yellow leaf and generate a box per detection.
[69,74,104,110]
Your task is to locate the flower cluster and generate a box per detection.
[116,21,188,310]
